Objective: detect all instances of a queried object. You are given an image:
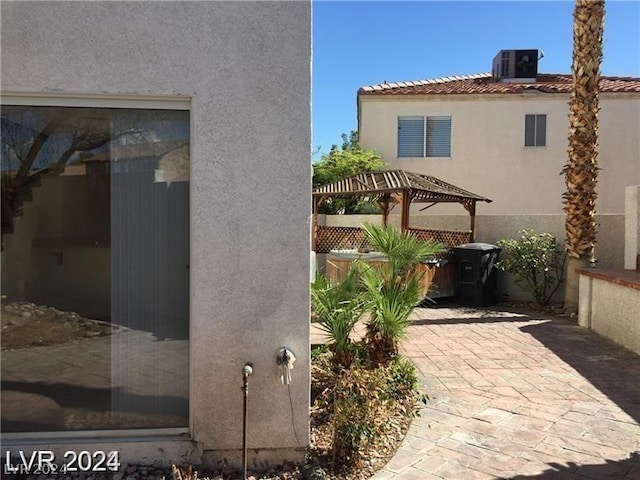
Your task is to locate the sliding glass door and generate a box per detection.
[1,105,189,432]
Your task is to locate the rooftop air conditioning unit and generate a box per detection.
[492,49,539,82]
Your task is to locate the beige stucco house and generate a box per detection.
[355,59,640,298]
[1,1,310,471]
[358,72,640,215]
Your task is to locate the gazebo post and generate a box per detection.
[312,196,320,252]
[380,195,390,226]
[466,201,477,242]
[401,189,411,231]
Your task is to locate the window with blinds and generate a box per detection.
[525,114,546,147]
[398,115,451,158]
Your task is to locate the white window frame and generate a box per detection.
[1,92,191,110]
[0,92,192,442]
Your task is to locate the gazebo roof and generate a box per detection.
[313,169,492,204]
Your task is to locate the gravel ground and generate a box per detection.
[7,463,308,480]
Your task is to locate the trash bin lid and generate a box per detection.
[454,242,501,252]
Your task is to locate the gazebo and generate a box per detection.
[312,169,492,297]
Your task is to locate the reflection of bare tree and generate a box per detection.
[1,109,120,237]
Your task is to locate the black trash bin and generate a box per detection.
[453,243,501,307]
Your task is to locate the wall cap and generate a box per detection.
[576,268,640,291]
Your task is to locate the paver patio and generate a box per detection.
[370,305,640,480]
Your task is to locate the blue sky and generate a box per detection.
[312,1,640,159]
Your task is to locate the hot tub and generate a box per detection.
[328,249,388,261]
[326,250,388,283]
[326,249,436,299]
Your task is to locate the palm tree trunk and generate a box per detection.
[563,0,605,311]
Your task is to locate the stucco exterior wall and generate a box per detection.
[320,213,624,302]
[359,93,640,215]
[625,185,640,269]
[578,275,640,356]
[1,0,311,467]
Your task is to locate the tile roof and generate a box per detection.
[358,73,640,96]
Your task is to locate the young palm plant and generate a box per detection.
[360,223,444,363]
[360,266,421,363]
[311,263,365,368]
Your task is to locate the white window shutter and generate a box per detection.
[398,116,425,157]
[426,116,451,157]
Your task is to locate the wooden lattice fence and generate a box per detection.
[314,225,471,258]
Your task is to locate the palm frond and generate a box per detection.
[311,263,365,365]
[361,222,444,275]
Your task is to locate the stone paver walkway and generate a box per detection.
[372,305,640,480]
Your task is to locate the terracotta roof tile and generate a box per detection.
[358,73,640,96]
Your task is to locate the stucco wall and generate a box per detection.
[625,185,640,269]
[578,275,640,355]
[320,213,624,302]
[359,94,640,215]
[1,0,311,466]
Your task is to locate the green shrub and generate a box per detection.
[310,344,330,361]
[330,358,424,466]
[386,356,419,400]
[496,229,566,306]
[331,366,378,465]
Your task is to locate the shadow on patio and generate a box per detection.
[410,300,532,326]
[365,302,640,479]
[410,313,531,326]
[508,451,640,479]
[410,301,640,424]
[519,318,640,425]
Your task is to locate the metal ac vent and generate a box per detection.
[492,49,539,83]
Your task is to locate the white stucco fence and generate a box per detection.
[577,186,640,356]
[578,272,640,355]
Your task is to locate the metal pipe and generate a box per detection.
[242,363,253,480]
